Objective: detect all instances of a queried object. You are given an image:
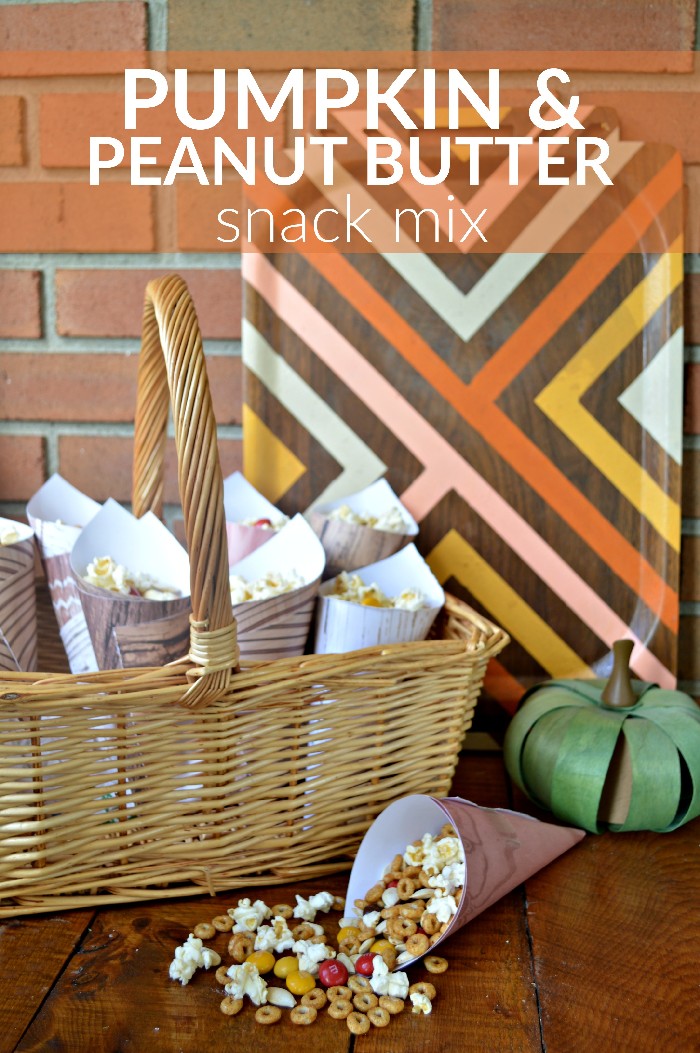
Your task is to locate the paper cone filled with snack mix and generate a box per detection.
[313,543,444,654]
[228,513,325,661]
[27,473,100,673]
[0,517,38,673]
[70,499,191,670]
[309,478,418,580]
[223,471,289,564]
[344,794,585,970]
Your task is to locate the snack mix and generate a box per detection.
[327,503,410,533]
[84,556,181,600]
[229,570,305,604]
[331,571,425,611]
[237,515,288,530]
[169,824,463,1034]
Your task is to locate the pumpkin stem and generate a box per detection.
[601,640,636,708]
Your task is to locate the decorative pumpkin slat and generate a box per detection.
[504,641,700,833]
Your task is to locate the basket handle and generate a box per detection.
[131,274,237,707]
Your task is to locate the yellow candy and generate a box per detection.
[273,956,300,979]
[246,951,275,975]
[286,970,316,996]
[337,926,361,943]
[369,939,395,954]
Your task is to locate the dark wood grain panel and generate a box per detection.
[0,909,94,1053]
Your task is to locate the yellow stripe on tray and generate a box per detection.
[427,529,595,680]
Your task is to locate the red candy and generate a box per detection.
[253,518,272,527]
[318,959,349,988]
[385,879,399,888]
[354,953,377,976]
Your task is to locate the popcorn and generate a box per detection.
[411,991,433,1015]
[327,503,409,533]
[0,526,19,546]
[254,916,295,954]
[292,890,335,921]
[168,934,221,985]
[424,894,458,925]
[292,938,335,975]
[84,555,180,600]
[225,961,268,1005]
[331,572,425,611]
[229,570,305,604]
[227,897,271,933]
[369,957,410,999]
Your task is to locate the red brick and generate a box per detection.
[0,183,154,253]
[584,92,700,164]
[0,353,242,426]
[0,97,24,166]
[0,3,146,51]
[678,614,700,681]
[176,182,243,252]
[56,270,242,340]
[681,535,699,602]
[0,272,41,338]
[684,363,700,435]
[0,434,45,501]
[682,449,700,518]
[169,0,414,50]
[58,434,242,505]
[41,92,284,169]
[432,0,697,60]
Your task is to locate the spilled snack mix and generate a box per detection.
[168,824,461,1033]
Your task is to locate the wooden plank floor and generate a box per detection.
[1,752,699,1053]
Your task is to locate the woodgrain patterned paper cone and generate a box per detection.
[223,471,287,564]
[229,513,325,661]
[309,479,418,580]
[314,543,444,654]
[70,500,191,670]
[0,518,38,673]
[346,794,585,968]
[27,474,100,674]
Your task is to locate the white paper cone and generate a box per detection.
[314,544,444,654]
[27,474,101,674]
[229,513,325,660]
[70,500,191,670]
[309,479,418,579]
[223,471,288,564]
[346,794,585,969]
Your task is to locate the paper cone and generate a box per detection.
[0,518,38,672]
[309,479,419,580]
[229,514,325,661]
[223,471,288,564]
[70,500,191,670]
[27,474,101,674]
[314,544,444,654]
[346,793,584,968]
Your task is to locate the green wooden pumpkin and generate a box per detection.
[504,641,700,833]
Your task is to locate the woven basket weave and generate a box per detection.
[0,275,508,918]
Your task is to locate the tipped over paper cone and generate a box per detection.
[70,500,191,670]
[346,794,584,968]
[223,471,288,564]
[229,514,325,661]
[309,479,418,579]
[27,474,100,673]
[314,544,444,654]
[0,518,38,673]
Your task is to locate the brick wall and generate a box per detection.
[0,0,698,698]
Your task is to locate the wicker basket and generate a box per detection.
[0,276,509,919]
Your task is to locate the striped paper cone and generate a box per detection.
[27,474,100,674]
[309,478,418,580]
[345,794,585,970]
[0,519,38,673]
